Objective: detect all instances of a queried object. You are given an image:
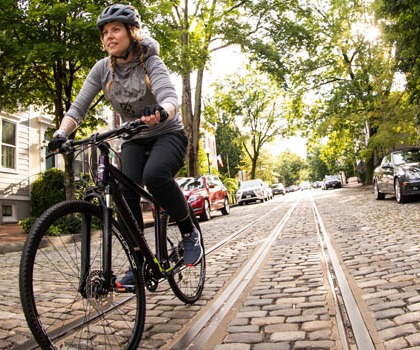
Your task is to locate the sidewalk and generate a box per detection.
[0,223,27,254]
[0,211,155,255]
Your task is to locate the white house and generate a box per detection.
[0,107,53,223]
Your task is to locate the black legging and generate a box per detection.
[119,130,190,230]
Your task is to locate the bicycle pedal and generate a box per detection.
[115,282,136,293]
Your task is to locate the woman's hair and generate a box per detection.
[104,24,150,95]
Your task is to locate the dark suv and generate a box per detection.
[322,175,342,190]
[178,175,230,221]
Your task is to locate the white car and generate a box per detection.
[236,179,269,205]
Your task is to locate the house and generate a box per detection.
[0,107,53,224]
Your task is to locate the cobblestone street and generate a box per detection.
[2,184,420,349]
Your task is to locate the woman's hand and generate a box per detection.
[139,104,168,126]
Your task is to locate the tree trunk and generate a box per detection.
[64,153,75,200]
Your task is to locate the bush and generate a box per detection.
[220,176,240,204]
[18,217,37,234]
[30,168,65,217]
[19,168,65,234]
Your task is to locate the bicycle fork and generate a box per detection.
[78,188,115,298]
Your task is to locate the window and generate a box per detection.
[1,120,16,169]
[2,204,12,217]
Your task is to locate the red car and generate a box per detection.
[178,175,230,221]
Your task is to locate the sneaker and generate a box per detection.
[116,270,135,288]
[182,227,203,266]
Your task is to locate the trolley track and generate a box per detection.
[164,195,380,349]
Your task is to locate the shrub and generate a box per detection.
[19,168,65,234]
[30,168,65,217]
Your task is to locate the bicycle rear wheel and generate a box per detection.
[19,200,146,349]
[161,207,205,304]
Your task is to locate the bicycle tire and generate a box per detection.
[161,206,206,304]
[19,200,146,349]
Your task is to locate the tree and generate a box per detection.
[0,0,110,199]
[274,152,306,187]
[377,0,420,104]
[139,0,275,177]
[240,0,419,184]
[210,69,286,179]
[203,97,242,179]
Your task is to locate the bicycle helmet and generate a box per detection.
[97,4,141,31]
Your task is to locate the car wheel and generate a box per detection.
[374,181,385,200]
[220,197,230,215]
[200,200,211,221]
[395,179,407,204]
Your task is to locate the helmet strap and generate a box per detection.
[113,39,136,60]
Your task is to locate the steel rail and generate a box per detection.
[170,202,299,350]
[311,198,376,350]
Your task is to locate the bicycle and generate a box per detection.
[19,120,206,349]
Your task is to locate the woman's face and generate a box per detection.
[102,22,131,58]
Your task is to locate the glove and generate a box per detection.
[48,137,67,153]
[140,105,168,122]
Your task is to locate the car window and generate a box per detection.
[381,154,391,165]
[392,153,404,165]
[398,150,420,164]
[185,178,203,190]
[240,180,262,188]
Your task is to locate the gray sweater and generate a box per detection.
[66,39,183,138]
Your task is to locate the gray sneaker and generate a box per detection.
[182,227,203,266]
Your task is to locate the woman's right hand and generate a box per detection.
[139,104,168,126]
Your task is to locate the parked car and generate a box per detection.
[312,180,323,189]
[236,179,270,205]
[271,183,286,195]
[178,175,230,221]
[299,181,311,190]
[264,182,273,200]
[373,147,420,203]
[322,175,342,190]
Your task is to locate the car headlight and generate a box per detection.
[405,170,420,180]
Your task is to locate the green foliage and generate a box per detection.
[219,176,239,204]
[18,217,37,234]
[377,0,420,104]
[30,168,65,218]
[274,152,307,187]
[208,67,287,179]
[203,100,243,178]
[0,0,104,117]
[19,168,65,233]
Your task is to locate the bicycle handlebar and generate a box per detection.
[49,120,147,157]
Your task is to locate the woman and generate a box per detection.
[48,4,203,270]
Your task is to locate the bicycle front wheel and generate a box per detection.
[161,207,206,304]
[19,200,146,349]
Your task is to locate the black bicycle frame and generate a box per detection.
[79,141,168,292]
